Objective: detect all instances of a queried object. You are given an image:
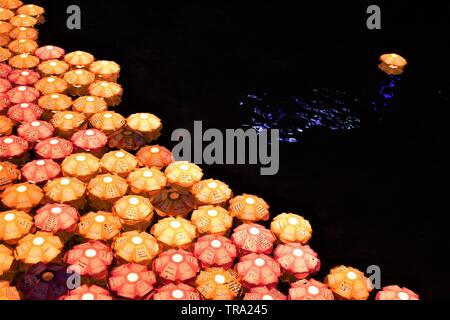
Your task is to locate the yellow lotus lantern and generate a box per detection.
[191,179,232,205]
[89,60,120,82]
[14,231,63,264]
[270,213,312,244]
[87,174,128,210]
[61,153,100,182]
[72,95,107,117]
[0,210,33,242]
[100,150,138,176]
[89,111,126,134]
[229,194,270,222]
[0,244,14,275]
[112,195,154,229]
[127,167,166,195]
[164,161,203,188]
[43,177,86,208]
[112,231,159,264]
[126,113,162,142]
[151,216,197,248]
[0,281,20,300]
[38,59,69,76]
[191,205,233,235]
[1,182,43,211]
[64,50,94,68]
[195,267,243,300]
[78,211,122,241]
[325,265,373,300]
[50,111,87,138]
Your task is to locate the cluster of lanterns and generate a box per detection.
[0,0,419,301]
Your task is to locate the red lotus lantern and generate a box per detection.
[21,159,61,183]
[35,137,73,160]
[34,45,65,61]
[34,203,79,233]
[0,63,12,78]
[63,284,112,300]
[0,135,28,160]
[152,248,200,284]
[17,120,54,143]
[231,223,276,255]
[7,69,40,85]
[273,243,320,280]
[7,103,44,123]
[194,234,237,269]
[136,145,173,169]
[108,263,157,299]
[235,253,281,289]
[0,93,10,112]
[71,129,108,152]
[376,285,419,300]
[7,85,40,103]
[244,287,287,300]
[153,283,201,300]
[289,279,335,300]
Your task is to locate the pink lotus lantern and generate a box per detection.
[7,103,44,123]
[7,69,40,85]
[153,283,201,300]
[376,285,419,300]
[71,128,107,152]
[231,223,276,255]
[20,159,61,183]
[289,279,335,300]
[64,240,113,279]
[108,263,157,299]
[0,63,12,78]
[35,137,73,160]
[235,253,281,289]
[63,284,112,300]
[0,78,12,93]
[244,287,287,300]
[0,93,10,112]
[194,234,237,269]
[7,85,40,103]
[152,248,200,284]
[17,120,54,143]
[34,203,79,233]
[136,145,173,169]
[0,135,28,160]
[34,45,65,61]
[273,243,320,280]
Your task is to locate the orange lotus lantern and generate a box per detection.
[72,95,107,117]
[1,182,43,211]
[88,81,122,106]
[8,38,38,54]
[274,243,320,281]
[191,205,233,235]
[126,113,162,142]
[9,26,38,40]
[164,161,203,189]
[21,159,61,183]
[34,203,79,233]
[108,263,157,299]
[0,115,13,135]
[34,45,64,61]
[64,50,94,68]
[89,60,120,82]
[289,279,335,300]
[325,265,373,300]
[38,59,69,76]
[71,129,107,153]
[127,167,167,195]
[191,179,232,205]
[17,4,45,24]
[151,216,197,248]
[78,210,122,241]
[108,129,146,151]
[229,194,269,222]
[112,195,154,229]
[0,135,29,161]
[63,69,95,96]
[61,153,100,181]
[101,149,138,176]
[9,14,37,28]
[0,0,22,10]
[0,78,12,93]
[7,85,40,103]
[0,281,20,300]
[0,210,33,242]
[17,120,54,143]
[43,177,86,206]
[8,103,43,123]
[50,111,87,138]
[89,111,126,134]
[63,285,112,300]
[231,223,276,255]
[35,137,73,160]
[34,76,68,95]
[14,231,63,264]
[136,145,173,169]
[244,287,287,300]
[153,283,201,300]
[151,188,195,218]
[0,245,14,276]
[270,213,312,244]
[235,253,281,289]
[0,161,21,190]
[379,53,407,75]
[194,234,237,269]
[38,93,72,112]
[376,285,419,300]
[195,267,242,300]
[0,33,10,47]
[0,21,13,34]
[0,93,9,112]
[0,47,12,63]
[64,240,113,279]
[8,53,40,69]
[8,69,40,85]
[87,174,128,210]
[152,248,200,283]
[113,231,159,264]
[0,8,14,21]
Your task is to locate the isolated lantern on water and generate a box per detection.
[89,60,121,82]
[113,231,159,264]
[64,50,94,68]
[151,216,197,249]
[89,111,126,135]
[195,267,243,300]
[325,265,373,300]
[0,210,33,242]
[289,278,335,300]
[136,145,173,169]
[274,243,320,280]
[17,120,54,143]
[191,178,233,205]
[38,59,70,76]
[100,149,138,176]
[108,129,147,151]
[78,210,122,241]
[21,158,61,184]
[50,111,87,138]
[151,188,195,218]
[153,283,201,300]
[8,53,40,69]
[191,205,233,235]
[108,263,157,299]
[35,137,73,161]
[35,45,64,61]
[63,284,112,300]
[7,69,40,85]
[376,285,419,300]
[235,253,281,289]
[270,213,312,244]
[164,161,203,188]
[1,182,43,211]
[127,167,167,195]
[229,193,270,222]
[72,95,107,117]
[34,203,79,233]
[194,234,237,269]
[231,223,276,255]
[0,161,21,190]
[243,287,287,301]
[88,80,123,106]
[61,152,100,182]
[152,248,200,283]
[14,231,63,264]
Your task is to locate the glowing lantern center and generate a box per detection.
[75,70,83,75]
[86,96,95,102]
[208,182,218,189]
[42,272,54,282]
[51,94,59,99]
[49,62,57,67]
[139,114,149,120]
[262,295,273,300]
[172,289,184,299]
[288,217,299,226]
[36,160,46,166]
[179,164,190,171]
[170,221,181,229]
[47,77,55,83]
[293,248,304,257]
[46,46,54,50]
[18,86,27,91]
[207,209,218,217]
[51,207,62,214]
[76,155,86,162]
[214,274,226,284]
[33,237,45,246]
[115,151,125,158]
[101,61,109,66]
[60,178,71,186]
[103,113,112,119]
[127,273,139,283]
[3,138,13,144]
[82,293,95,300]
[49,139,59,145]
[150,147,159,153]
[103,176,113,183]
[245,197,256,205]
[398,292,410,300]
[20,103,29,108]
[169,192,180,200]
[131,236,143,245]
[4,213,15,222]
[76,51,83,56]
[31,121,40,127]
[249,227,260,235]
[19,39,27,43]
[171,253,184,263]
[128,197,140,205]
[254,258,265,266]
[21,71,30,76]
[85,249,97,258]
[16,185,28,193]
[100,82,109,88]
[308,286,319,295]
[64,114,74,120]
[346,271,357,280]
[211,240,222,248]
[143,170,153,178]
[95,215,106,223]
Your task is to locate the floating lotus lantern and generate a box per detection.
[10,14,37,28]
[231,223,276,255]
[0,245,14,276]
[8,103,43,123]
[0,210,33,242]
[21,158,61,183]
[113,231,159,264]
[87,174,128,210]
[16,263,69,300]
[64,240,113,279]
[8,53,40,69]
[0,8,14,21]
[9,26,39,40]
[325,265,373,300]
[136,145,173,169]
[191,179,232,205]
[127,167,166,195]
[151,216,197,248]
[191,205,233,235]
[63,284,112,300]
[195,267,242,300]
[1,182,43,211]
[229,194,269,222]
[7,85,40,103]
[17,120,54,143]
[61,153,100,181]
[101,149,138,176]
[108,263,157,299]
[89,60,120,82]
[164,161,203,189]
[35,137,73,161]
[153,283,201,300]
[34,76,68,95]
[15,231,63,264]
[0,281,20,300]
[50,111,86,138]
[152,248,200,284]
[0,63,12,78]
[0,93,9,111]
[0,78,11,93]
[376,285,419,300]
[63,69,95,96]
[112,195,154,229]
[0,115,13,135]
[8,38,38,54]
[0,47,12,63]
[17,4,45,24]
[235,253,281,289]
[43,177,86,207]
[270,213,312,244]
[151,188,194,217]
[89,111,126,134]
[108,129,146,151]
[289,279,335,300]
[244,287,287,300]
[38,93,72,113]
[78,210,122,241]
[72,95,107,117]
[38,59,69,76]
[379,53,407,75]
[194,234,237,269]
[34,45,64,61]
[71,128,107,153]
[126,113,162,142]
[274,243,320,280]
[64,50,94,68]
[0,21,13,34]
[88,81,122,106]
[0,161,21,190]
[34,203,79,233]
[7,69,40,85]
[0,135,29,162]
